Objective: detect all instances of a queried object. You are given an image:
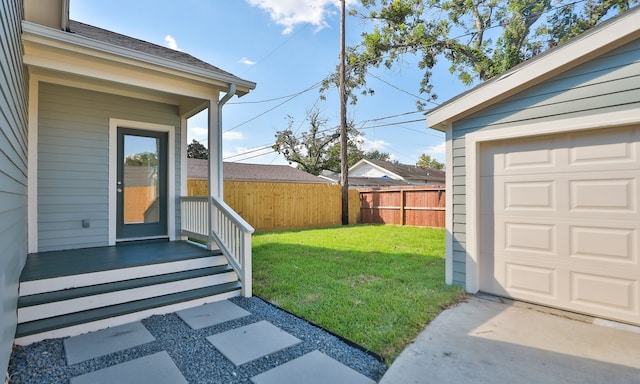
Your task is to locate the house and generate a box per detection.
[188,158,331,183]
[1,0,256,376]
[321,159,446,187]
[427,7,640,327]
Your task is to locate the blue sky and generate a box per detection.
[70,0,471,166]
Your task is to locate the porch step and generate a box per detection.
[15,282,242,340]
[18,265,237,322]
[15,241,243,345]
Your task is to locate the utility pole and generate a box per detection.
[339,0,349,225]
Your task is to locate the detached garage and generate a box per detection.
[428,6,640,326]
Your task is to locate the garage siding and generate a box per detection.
[449,39,640,288]
[38,83,181,251]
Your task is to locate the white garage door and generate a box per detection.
[479,125,640,325]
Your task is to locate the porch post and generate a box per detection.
[207,98,220,250]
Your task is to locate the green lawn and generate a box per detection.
[252,224,463,364]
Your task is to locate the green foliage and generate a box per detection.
[187,139,208,159]
[272,110,343,175]
[272,109,391,175]
[252,225,463,363]
[416,153,444,169]
[124,152,157,167]
[329,0,637,108]
[363,149,391,162]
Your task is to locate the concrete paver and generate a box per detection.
[176,300,251,330]
[207,320,301,366]
[251,350,376,384]
[380,295,640,384]
[69,351,187,384]
[64,321,155,365]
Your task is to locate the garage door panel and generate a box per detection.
[504,222,556,255]
[570,226,637,264]
[480,125,640,326]
[504,146,556,170]
[570,272,637,315]
[505,263,557,299]
[480,136,564,177]
[569,177,636,213]
[481,175,560,215]
[504,181,556,211]
[568,125,639,167]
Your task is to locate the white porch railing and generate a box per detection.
[181,196,254,297]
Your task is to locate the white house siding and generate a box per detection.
[449,39,640,287]
[37,82,181,252]
[0,0,28,376]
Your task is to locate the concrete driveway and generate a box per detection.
[380,295,640,383]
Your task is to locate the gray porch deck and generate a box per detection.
[16,240,242,344]
[20,240,217,282]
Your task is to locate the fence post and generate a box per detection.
[400,189,405,226]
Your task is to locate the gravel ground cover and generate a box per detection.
[8,297,387,383]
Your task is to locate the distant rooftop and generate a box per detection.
[362,159,445,182]
[188,159,330,183]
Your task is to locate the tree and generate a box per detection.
[417,153,444,169]
[325,138,364,172]
[273,110,347,175]
[187,139,208,159]
[363,149,391,162]
[273,109,395,175]
[125,152,157,167]
[335,0,636,107]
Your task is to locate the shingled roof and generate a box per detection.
[67,20,255,91]
[188,159,330,183]
[364,159,445,182]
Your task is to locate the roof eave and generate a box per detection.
[350,159,404,180]
[22,21,256,96]
[427,6,640,129]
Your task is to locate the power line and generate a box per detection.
[224,80,324,132]
[360,118,424,129]
[224,115,443,162]
[367,71,435,104]
[224,144,275,160]
[239,23,310,77]
[209,1,592,156]
[227,0,594,135]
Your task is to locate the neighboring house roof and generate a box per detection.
[343,177,426,188]
[188,159,330,183]
[427,6,640,130]
[349,159,445,184]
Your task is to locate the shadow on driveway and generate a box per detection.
[381,295,640,383]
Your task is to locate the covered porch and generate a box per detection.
[16,197,253,344]
[18,9,256,344]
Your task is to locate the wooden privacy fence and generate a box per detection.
[188,180,360,232]
[359,186,445,227]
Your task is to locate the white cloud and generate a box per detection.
[239,57,257,65]
[423,142,446,163]
[189,126,208,142]
[164,35,181,51]
[426,141,446,155]
[223,131,244,141]
[223,145,275,162]
[246,0,356,34]
[360,137,388,152]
